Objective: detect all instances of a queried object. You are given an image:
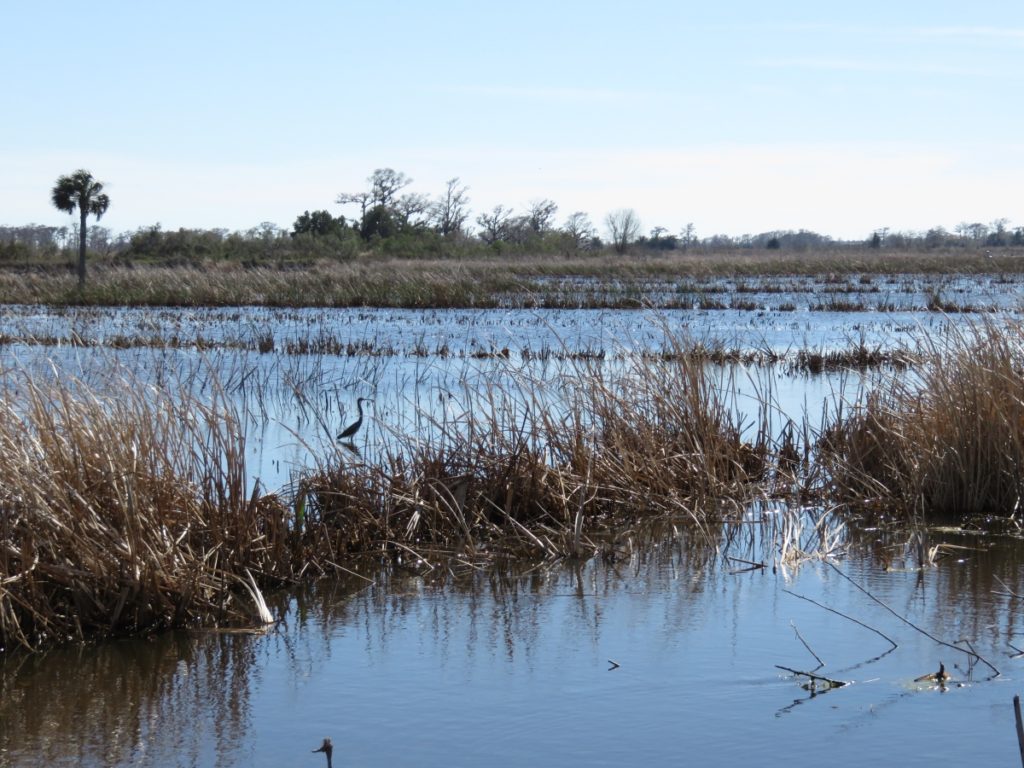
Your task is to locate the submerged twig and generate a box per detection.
[791,620,825,667]
[726,556,766,573]
[825,561,1000,678]
[782,589,898,651]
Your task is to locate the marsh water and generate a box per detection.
[2,273,1024,766]
[5,526,1024,767]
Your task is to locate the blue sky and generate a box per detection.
[3,1,1023,240]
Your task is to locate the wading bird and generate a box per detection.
[337,397,373,442]
[312,737,333,768]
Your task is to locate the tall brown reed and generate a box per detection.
[0,370,289,651]
[816,319,1024,520]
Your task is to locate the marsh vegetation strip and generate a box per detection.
[3,311,1024,651]
[4,527,1024,767]
[0,255,1021,310]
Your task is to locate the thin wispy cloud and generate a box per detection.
[438,84,655,105]
[757,57,996,78]
[913,26,1024,41]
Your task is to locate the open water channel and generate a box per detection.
[2,273,1024,766]
[4,527,1024,767]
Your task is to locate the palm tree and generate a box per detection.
[51,169,110,288]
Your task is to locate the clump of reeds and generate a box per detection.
[816,320,1024,520]
[0,369,290,651]
[790,345,915,374]
[299,346,774,563]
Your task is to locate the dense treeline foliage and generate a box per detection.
[4,219,1021,268]
[5,166,1023,266]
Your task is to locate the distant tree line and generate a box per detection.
[4,166,1022,265]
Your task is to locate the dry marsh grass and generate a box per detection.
[0,248,1017,308]
[300,351,774,563]
[816,319,1024,520]
[0,371,291,651]
[0,348,785,651]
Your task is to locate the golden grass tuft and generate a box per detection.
[0,371,291,651]
[816,319,1024,520]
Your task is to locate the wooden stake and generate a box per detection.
[1014,695,1024,768]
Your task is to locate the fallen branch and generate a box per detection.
[782,589,898,650]
[994,575,1022,599]
[825,561,1000,679]
[791,620,825,667]
[775,664,847,689]
[1009,639,1024,660]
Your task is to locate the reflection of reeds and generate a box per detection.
[0,626,261,765]
[817,319,1024,520]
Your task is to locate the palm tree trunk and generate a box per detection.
[78,206,88,288]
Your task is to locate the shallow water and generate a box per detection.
[0,296,983,357]
[0,303,885,493]
[3,522,1024,767]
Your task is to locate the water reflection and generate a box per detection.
[0,630,257,766]
[5,520,1024,766]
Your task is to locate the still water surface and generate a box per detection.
[3,523,1024,767]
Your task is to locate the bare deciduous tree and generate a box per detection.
[393,192,431,228]
[369,168,412,208]
[527,199,558,234]
[680,222,697,251]
[563,211,595,250]
[604,208,641,254]
[967,222,988,241]
[335,190,372,220]
[476,205,513,245]
[336,168,413,223]
[432,177,471,237]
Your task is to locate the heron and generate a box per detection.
[312,737,333,768]
[337,397,373,442]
